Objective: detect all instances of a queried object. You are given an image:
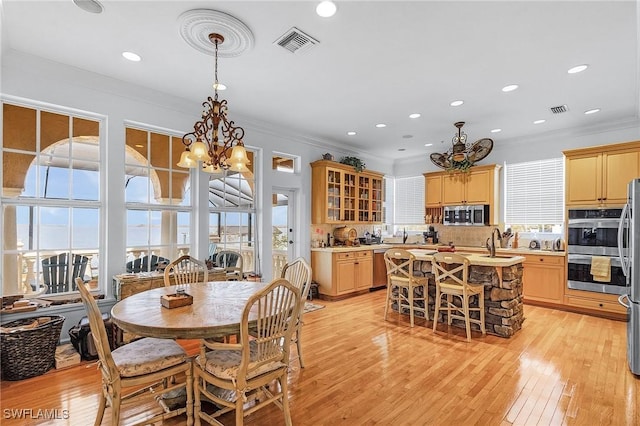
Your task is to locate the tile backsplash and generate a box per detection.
[311,223,505,248]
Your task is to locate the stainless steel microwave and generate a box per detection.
[443,205,489,226]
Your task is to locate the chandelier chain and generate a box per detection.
[214,36,219,101]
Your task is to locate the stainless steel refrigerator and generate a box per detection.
[618,178,640,375]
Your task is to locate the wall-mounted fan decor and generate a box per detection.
[429,122,493,172]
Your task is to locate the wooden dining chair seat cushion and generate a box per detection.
[197,341,286,381]
[111,337,188,377]
[388,274,428,286]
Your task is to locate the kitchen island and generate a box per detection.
[311,245,526,337]
[406,249,525,337]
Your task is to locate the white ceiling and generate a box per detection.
[2,1,639,161]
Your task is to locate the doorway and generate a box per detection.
[272,189,297,276]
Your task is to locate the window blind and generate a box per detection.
[505,158,564,225]
[383,177,393,225]
[394,176,425,224]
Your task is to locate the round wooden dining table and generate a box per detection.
[110,281,268,339]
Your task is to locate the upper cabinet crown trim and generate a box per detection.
[563,140,640,157]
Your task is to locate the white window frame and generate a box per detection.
[0,96,105,295]
[504,157,565,235]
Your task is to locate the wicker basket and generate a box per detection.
[1,315,65,381]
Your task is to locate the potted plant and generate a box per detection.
[340,156,366,172]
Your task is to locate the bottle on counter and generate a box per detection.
[513,232,519,249]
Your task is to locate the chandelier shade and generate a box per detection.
[179,33,250,174]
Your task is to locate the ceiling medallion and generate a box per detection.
[430,122,493,172]
[178,9,254,57]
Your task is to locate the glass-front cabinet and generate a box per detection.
[311,160,384,224]
[326,168,342,222]
[370,177,383,222]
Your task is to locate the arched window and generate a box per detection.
[1,102,103,295]
[207,152,258,275]
[124,126,191,271]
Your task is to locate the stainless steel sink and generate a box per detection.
[479,254,514,259]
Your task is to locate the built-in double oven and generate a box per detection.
[567,208,627,295]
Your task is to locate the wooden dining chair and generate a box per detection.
[384,248,429,327]
[164,255,208,287]
[432,252,486,342]
[215,250,243,281]
[194,278,300,426]
[75,277,193,426]
[281,257,312,367]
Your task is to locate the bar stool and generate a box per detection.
[432,252,486,341]
[384,248,428,327]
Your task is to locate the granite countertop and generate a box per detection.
[311,244,393,253]
[311,243,565,257]
[407,249,525,267]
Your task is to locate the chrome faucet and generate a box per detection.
[402,228,408,244]
[485,228,503,258]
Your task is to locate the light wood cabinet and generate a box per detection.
[311,249,373,300]
[442,173,466,204]
[522,254,565,305]
[311,160,384,224]
[564,288,626,317]
[465,168,494,204]
[424,164,500,224]
[425,174,443,207]
[564,141,640,207]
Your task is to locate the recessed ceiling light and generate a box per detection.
[533,119,546,124]
[424,143,433,147]
[346,131,357,136]
[316,1,337,17]
[450,100,464,107]
[409,113,421,119]
[375,123,386,128]
[213,83,227,91]
[490,128,502,133]
[73,0,103,14]
[584,108,601,115]
[501,84,519,92]
[568,64,589,74]
[122,51,141,62]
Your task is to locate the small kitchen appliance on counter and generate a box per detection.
[423,226,439,244]
[618,178,640,376]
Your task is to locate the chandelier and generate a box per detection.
[429,122,493,171]
[178,33,250,174]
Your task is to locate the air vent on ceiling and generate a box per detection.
[274,27,319,54]
[550,104,568,114]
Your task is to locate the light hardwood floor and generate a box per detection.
[1,289,638,425]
